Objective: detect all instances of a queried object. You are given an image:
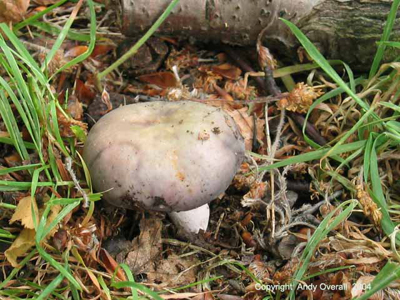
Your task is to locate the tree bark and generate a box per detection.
[121,0,400,70]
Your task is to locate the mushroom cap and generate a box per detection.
[83,101,245,212]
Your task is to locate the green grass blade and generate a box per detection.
[325,170,356,193]
[119,263,138,299]
[354,261,400,300]
[47,146,62,182]
[378,41,400,48]
[0,35,43,149]
[13,0,68,31]
[36,273,64,300]
[44,1,83,70]
[0,249,37,290]
[97,0,181,83]
[363,134,374,182]
[38,201,81,242]
[31,166,49,200]
[380,101,400,113]
[48,100,69,156]
[253,140,366,173]
[369,135,398,240]
[280,18,372,114]
[54,0,96,75]
[0,24,43,79]
[302,79,363,149]
[343,62,356,93]
[0,76,40,149]
[29,20,91,42]
[0,91,29,160]
[370,136,389,212]
[369,0,400,78]
[97,275,111,300]
[289,200,358,299]
[273,60,343,78]
[36,243,82,290]
[111,281,163,300]
[323,104,376,159]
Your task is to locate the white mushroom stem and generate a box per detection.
[168,204,210,234]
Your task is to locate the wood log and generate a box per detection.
[121,0,400,70]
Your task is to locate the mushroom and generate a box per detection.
[83,101,245,233]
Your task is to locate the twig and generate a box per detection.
[288,111,327,146]
[270,109,286,158]
[222,45,268,93]
[65,157,89,207]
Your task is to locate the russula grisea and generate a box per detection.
[83,101,245,233]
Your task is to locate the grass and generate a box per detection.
[1,0,400,299]
[280,1,400,298]
[0,0,102,297]
[0,0,216,299]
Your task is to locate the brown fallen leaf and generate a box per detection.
[5,228,36,267]
[0,131,10,138]
[138,72,179,89]
[225,107,265,151]
[147,253,200,288]
[67,94,84,120]
[90,44,114,58]
[65,45,88,58]
[45,201,61,238]
[9,196,39,230]
[99,248,127,282]
[0,0,29,23]
[351,276,374,298]
[7,195,61,267]
[75,78,96,104]
[124,216,163,274]
[211,63,242,80]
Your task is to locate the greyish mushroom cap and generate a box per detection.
[83,101,245,212]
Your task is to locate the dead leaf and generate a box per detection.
[76,79,96,104]
[225,109,253,150]
[147,253,200,288]
[0,131,10,138]
[99,248,127,281]
[225,107,265,151]
[125,216,163,274]
[213,83,234,102]
[53,229,68,251]
[65,45,88,58]
[56,106,88,138]
[0,0,29,23]
[5,228,35,267]
[242,231,257,248]
[67,95,83,120]
[90,44,114,58]
[138,72,179,89]
[45,202,61,238]
[315,102,333,114]
[351,276,374,298]
[4,152,22,167]
[10,196,39,229]
[211,63,241,80]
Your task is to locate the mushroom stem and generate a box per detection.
[168,204,210,234]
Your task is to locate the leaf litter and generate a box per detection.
[0,1,400,299]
